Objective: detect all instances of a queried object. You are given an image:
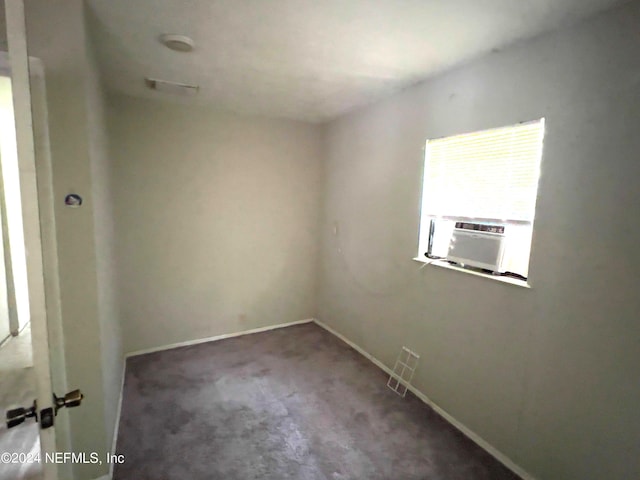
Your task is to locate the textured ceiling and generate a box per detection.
[86,0,625,123]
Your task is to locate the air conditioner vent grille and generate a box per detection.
[447,223,506,272]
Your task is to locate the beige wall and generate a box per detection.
[318,3,640,480]
[107,95,323,353]
[85,8,124,455]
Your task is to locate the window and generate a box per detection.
[417,120,545,280]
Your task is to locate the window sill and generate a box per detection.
[412,258,531,289]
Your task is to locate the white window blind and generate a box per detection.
[422,120,545,221]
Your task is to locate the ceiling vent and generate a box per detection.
[159,34,195,52]
[145,78,200,96]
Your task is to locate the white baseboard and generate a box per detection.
[313,318,537,480]
[125,318,315,358]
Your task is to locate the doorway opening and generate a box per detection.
[0,69,40,480]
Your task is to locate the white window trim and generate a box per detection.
[412,257,531,288]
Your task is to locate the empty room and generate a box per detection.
[0,0,639,479]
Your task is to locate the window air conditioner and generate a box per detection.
[447,222,506,273]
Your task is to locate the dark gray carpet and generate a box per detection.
[114,323,521,480]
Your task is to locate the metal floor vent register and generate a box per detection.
[387,347,420,397]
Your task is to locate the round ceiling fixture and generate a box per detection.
[159,34,195,52]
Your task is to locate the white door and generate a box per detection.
[2,2,69,479]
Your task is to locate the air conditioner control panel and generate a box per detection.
[454,222,505,234]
